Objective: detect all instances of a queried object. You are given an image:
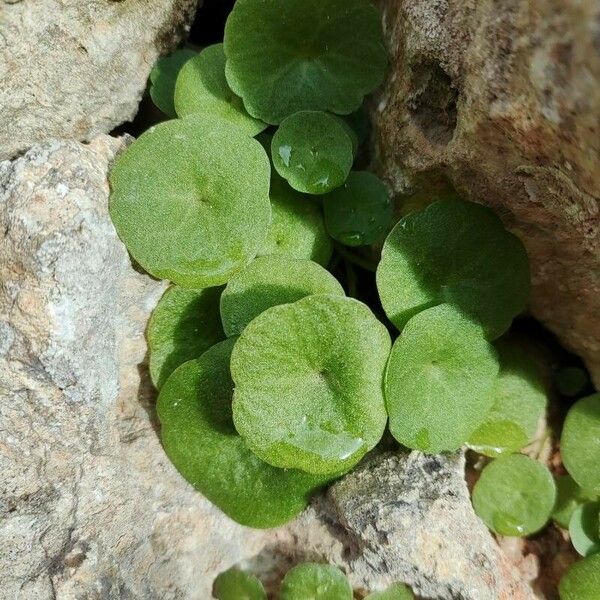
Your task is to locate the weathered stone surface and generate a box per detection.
[0,0,199,161]
[0,137,534,599]
[326,452,535,600]
[374,0,600,386]
[0,137,266,599]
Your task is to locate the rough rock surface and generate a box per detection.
[374,0,600,386]
[330,453,535,599]
[0,0,199,161]
[0,137,534,598]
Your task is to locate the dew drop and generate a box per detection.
[278,144,292,167]
[493,512,526,536]
[338,231,364,245]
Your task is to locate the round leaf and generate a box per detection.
[559,553,600,600]
[213,568,266,600]
[561,394,600,495]
[365,583,415,600]
[150,49,197,117]
[231,294,391,475]
[260,174,333,266]
[553,474,597,529]
[280,563,352,600]
[224,0,387,124]
[323,171,392,246]
[174,43,266,136]
[220,255,344,337]
[271,111,354,195]
[467,339,547,457]
[376,200,531,339]
[569,502,600,557]
[555,366,590,398]
[148,285,225,389]
[472,454,556,537]
[157,339,330,528]
[109,115,271,288]
[385,304,499,453]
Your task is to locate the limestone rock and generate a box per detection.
[0,137,534,599]
[326,452,535,600]
[0,136,266,599]
[0,0,199,160]
[374,0,600,386]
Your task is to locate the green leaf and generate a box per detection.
[223,0,387,124]
[385,304,499,453]
[365,583,415,600]
[562,394,600,495]
[279,563,352,600]
[174,44,266,136]
[323,171,392,247]
[376,200,531,339]
[472,454,556,537]
[552,474,596,529]
[259,174,333,266]
[213,568,266,600]
[569,501,600,557]
[149,49,197,117]
[220,255,344,337]
[467,338,547,457]
[559,553,600,600]
[157,339,330,529]
[271,111,354,195]
[147,285,225,389]
[231,294,390,475]
[555,366,590,398]
[109,115,271,288]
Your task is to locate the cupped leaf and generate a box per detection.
[569,501,600,557]
[385,304,499,453]
[553,474,597,529]
[109,115,271,288]
[271,111,354,195]
[323,171,392,246]
[376,200,531,339]
[559,553,600,600]
[467,338,547,457]
[561,394,600,495]
[231,294,391,475]
[149,49,197,117]
[365,583,415,600]
[260,174,333,266]
[148,285,225,389]
[174,43,266,136]
[555,366,590,398]
[220,255,344,337]
[472,454,556,537]
[213,568,266,600]
[280,563,352,600]
[157,339,330,528]
[224,0,387,124]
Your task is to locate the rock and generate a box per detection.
[373,0,600,386]
[326,452,535,600]
[0,137,534,599]
[0,0,199,161]
[0,137,267,599]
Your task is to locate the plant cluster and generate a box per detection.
[213,564,414,600]
[109,0,599,597]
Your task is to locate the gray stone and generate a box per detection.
[0,0,199,161]
[374,0,600,387]
[325,452,535,599]
[0,137,534,599]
